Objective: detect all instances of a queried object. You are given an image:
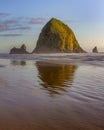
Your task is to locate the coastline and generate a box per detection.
[0,53,104,67]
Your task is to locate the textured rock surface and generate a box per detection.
[10,44,29,54]
[33,18,85,53]
[92,46,98,53]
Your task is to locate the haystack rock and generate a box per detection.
[92,46,98,53]
[33,18,85,53]
[10,44,29,54]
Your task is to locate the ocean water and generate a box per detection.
[0,55,104,130]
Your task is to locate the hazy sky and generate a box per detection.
[0,0,104,53]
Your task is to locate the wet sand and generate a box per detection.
[0,58,104,130]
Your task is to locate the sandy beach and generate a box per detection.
[0,54,104,130]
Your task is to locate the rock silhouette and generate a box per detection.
[92,46,98,53]
[10,44,29,54]
[33,18,85,53]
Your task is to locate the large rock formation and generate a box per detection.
[10,44,29,54]
[33,18,85,53]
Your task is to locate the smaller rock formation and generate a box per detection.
[10,44,29,54]
[92,46,98,53]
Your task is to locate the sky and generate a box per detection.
[0,0,104,53]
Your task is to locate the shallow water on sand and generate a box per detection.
[0,59,104,130]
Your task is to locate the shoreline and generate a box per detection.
[0,53,104,67]
[0,53,104,130]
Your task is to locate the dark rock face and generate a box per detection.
[10,44,29,54]
[33,18,85,53]
[92,46,98,53]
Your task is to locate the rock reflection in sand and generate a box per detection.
[11,60,26,66]
[36,62,77,95]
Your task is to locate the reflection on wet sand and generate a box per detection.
[0,59,104,130]
[36,62,77,95]
[11,60,26,66]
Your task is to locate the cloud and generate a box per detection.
[0,24,30,32]
[3,19,19,25]
[0,34,23,37]
[29,17,45,24]
[0,25,9,32]
[0,16,45,33]
[14,26,31,30]
[0,13,46,36]
[0,12,10,17]
[0,17,31,32]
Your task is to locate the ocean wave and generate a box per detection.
[0,53,104,67]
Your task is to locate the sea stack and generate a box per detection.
[92,46,98,53]
[10,44,29,54]
[33,18,85,53]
